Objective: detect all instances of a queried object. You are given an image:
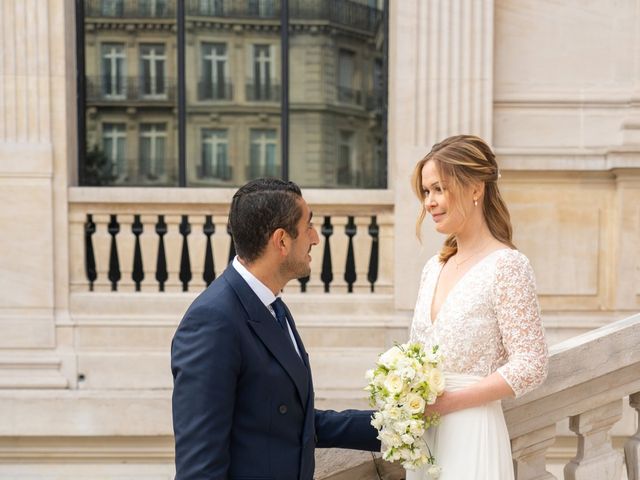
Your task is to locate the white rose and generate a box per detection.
[400,433,415,445]
[428,464,443,478]
[379,346,404,369]
[405,392,426,415]
[384,373,404,395]
[365,369,375,381]
[399,366,416,380]
[428,368,446,394]
[371,412,384,430]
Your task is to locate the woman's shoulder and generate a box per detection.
[493,247,535,277]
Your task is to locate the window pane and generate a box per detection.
[288,1,387,188]
[83,0,178,186]
[185,7,280,186]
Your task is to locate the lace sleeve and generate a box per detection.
[494,251,548,398]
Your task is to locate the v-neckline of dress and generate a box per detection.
[429,248,510,325]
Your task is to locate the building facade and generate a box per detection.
[0,0,639,478]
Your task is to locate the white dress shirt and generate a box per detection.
[232,256,302,357]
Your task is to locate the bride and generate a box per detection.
[406,135,548,479]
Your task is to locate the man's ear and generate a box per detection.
[271,228,289,256]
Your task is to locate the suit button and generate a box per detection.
[278,404,288,414]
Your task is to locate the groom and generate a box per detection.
[171,178,380,479]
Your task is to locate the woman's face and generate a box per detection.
[421,160,474,235]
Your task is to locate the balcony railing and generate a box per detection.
[197,81,233,101]
[337,86,362,106]
[504,313,640,479]
[245,83,281,102]
[290,0,383,32]
[69,191,394,295]
[185,0,281,19]
[85,0,176,18]
[183,0,382,33]
[85,77,177,103]
[196,163,233,181]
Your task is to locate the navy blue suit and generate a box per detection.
[171,266,380,479]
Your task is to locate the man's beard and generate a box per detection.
[281,254,311,281]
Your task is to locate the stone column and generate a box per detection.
[391,0,495,312]
[625,392,640,480]
[0,0,70,384]
[564,400,624,480]
[511,424,557,480]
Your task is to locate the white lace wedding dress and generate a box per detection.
[406,248,548,480]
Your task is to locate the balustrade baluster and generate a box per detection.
[344,216,357,293]
[84,214,97,291]
[625,392,640,480]
[107,215,121,291]
[131,215,144,291]
[155,215,168,292]
[298,275,309,292]
[320,216,334,293]
[227,223,236,264]
[367,216,379,293]
[511,424,557,480]
[203,215,216,286]
[179,216,192,292]
[564,400,624,480]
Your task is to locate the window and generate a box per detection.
[249,129,278,178]
[140,123,167,181]
[140,44,166,98]
[195,0,224,16]
[248,0,275,17]
[80,0,387,188]
[101,0,123,17]
[140,0,169,17]
[337,130,356,186]
[102,123,127,181]
[338,49,357,104]
[101,43,126,99]
[200,43,229,100]
[249,45,276,101]
[200,129,230,180]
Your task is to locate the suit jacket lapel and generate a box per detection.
[281,301,310,370]
[223,267,310,407]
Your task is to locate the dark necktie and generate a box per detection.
[271,297,288,330]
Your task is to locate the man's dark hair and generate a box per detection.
[229,178,303,263]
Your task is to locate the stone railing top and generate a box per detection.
[504,312,640,438]
[68,186,394,210]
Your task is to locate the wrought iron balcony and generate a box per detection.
[246,163,280,179]
[196,163,233,181]
[184,0,382,32]
[245,83,281,102]
[85,76,176,103]
[290,0,383,32]
[197,81,233,101]
[185,0,280,19]
[84,0,176,18]
[337,86,362,106]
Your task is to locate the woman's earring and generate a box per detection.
[473,198,478,207]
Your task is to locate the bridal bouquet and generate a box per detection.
[365,343,445,474]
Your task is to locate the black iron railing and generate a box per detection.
[85,0,176,18]
[197,80,233,101]
[84,213,380,292]
[85,76,177,103]
[245,83,281,102]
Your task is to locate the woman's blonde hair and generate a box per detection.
[411,135,515,263]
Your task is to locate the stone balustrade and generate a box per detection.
[504,313,640,480]
[68,187,395,295]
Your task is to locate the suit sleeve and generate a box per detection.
[314,409,381,451]
[171,303,241,479]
